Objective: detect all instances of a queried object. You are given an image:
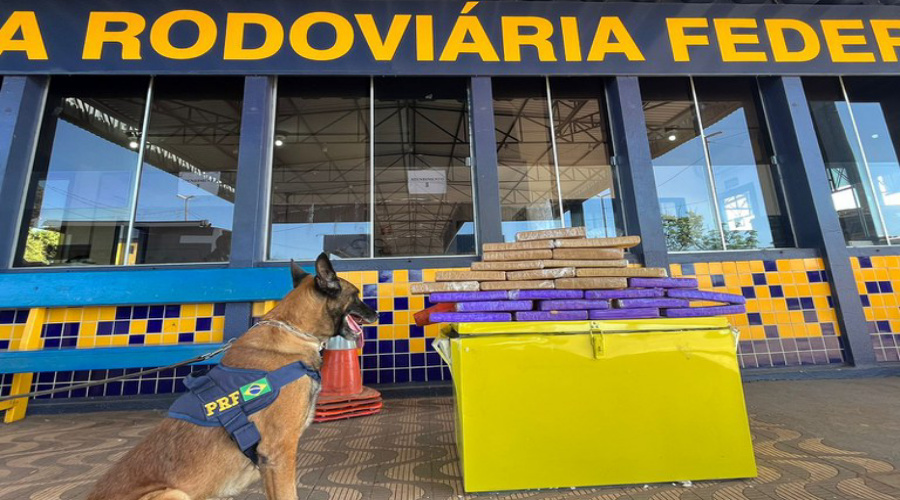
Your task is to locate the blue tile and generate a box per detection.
[409,325,425,338]
[395,354,410,368]
[741,287,756,299]
[148,305,165,318]
[748,313,762,325]
[424,297,434,308]
[411,353,425,367]
[769,285,784,298]
[129,335,145,345]
[195,317,212,331]
[378,340,394,354]
[752,273,767,285]
[378,312,393,324]
[786,298,801,310]
[395,370,410,384]
[362,356,378,369]
[800,297,814,310]
[122,381,139,395]
[363,284,378,298]
[363,341,377,355]
[63,323,79,338]
[394,297,409,310]
[147,319,163,333]
[379,355,394,369]
[827,296,834,308]
[409,269,423,282]
[395,339,409,353]
[363,325,377,340]
[164,305,181,318]
[363,371,378,385]
[379,371,396,384]
[821,270,829,282]
[139,380,156,394]
[0,340,9,350]
[806,271,821,283]
[764,325,779,338]
[880,281,894,293]
[178,333,194,343]
[363,298,378,310]
[132,306,149,319]
[426,367,444,381]
[87,385,104,397]
[878,320,892,333]
[44,338,61,348]
[426,351,441,366]
[711,274,725,287]
[378,270,393,283]
[116,306,132,320]
[680,263,695,276]
[0,310,15,324]
[821,322,836,335]
[858,294,869,306]
[859,256,873,268]
[15,310,29,324]
[763,260,777,272]
[803,310,818,323]
[43,323,63,338]
[106,382,123,397]
[157,379,174,393]
[114,320,130,335]
[866,282,880,294]
[411,368,426,382]
[214,303,227,316]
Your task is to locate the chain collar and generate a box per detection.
[253,319,324,349]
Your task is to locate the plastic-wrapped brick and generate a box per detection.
[429,291,509,302]
[589,308,660,319]
[665,289,746,304]
[516,310,589,321]
[662,305,746,317]
[628,277,699,288]
[508,290,584,300]
[455,300,534,312]
[614,298,690,309]
[538,299,609,311]
[430,312,512,322]
[585,289,664,299]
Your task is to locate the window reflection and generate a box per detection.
[16,77,149,266]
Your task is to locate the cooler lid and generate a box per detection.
[445,317,730,336]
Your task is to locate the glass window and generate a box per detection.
[805,77,900,246]
[16,77,150,266]
[373,77,474,257]
[130,77,242,264]
[268,77,475,260]
[493,78,622,242]
[641,77,793,251]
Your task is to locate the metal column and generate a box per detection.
[469,77,504,247]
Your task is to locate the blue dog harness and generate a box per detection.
[168,361,321,465]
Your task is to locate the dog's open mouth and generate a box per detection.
[344,314,366,336]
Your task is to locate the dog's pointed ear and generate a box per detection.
[290,259,308,288]
[314,253,341,296]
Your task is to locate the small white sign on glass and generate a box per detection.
[408,169,446,195]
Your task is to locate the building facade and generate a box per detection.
[1,0,900,401]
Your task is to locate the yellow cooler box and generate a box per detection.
[433,318,757,493]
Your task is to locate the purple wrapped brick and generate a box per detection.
[585,289,665,299]
[663,305,746,317]
[665,288,746,304]
[429,291,509,302]
[538,300,609,311]
[455,300,533,312]
[628,277,699,289]
[516,310,589,321]
[615,298,690,309]
[430,312,512,322]
[590,308,660,320]
[509,289,584,300]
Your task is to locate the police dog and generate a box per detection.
[87,253,377,500]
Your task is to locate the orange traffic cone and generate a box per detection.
[314,336,382,423]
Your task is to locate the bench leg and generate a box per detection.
[3,308,46,424]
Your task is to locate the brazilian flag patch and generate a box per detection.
[240,377,272,402]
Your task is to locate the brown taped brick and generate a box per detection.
[507,267,576,281]
[410,281,480,294]
[471,260,545,271]
[576,267,668,278]
[481,280,555,290]
[483,249,554,262]
[515,226,586,242]
[435,270,506,281]
[542,259,628,268]
[482,240,554,252]
[552,248,624,260]
[555,277,628,290]
[553,236,641,249]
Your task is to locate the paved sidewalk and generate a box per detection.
[1,378,899,499]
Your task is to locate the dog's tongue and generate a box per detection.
[345,315,363,335]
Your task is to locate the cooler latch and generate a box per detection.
[589,325,604,359]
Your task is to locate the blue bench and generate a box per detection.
[0,266,309,422]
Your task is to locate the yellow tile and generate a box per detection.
[82,308,100,322]
[749,261,764,273]
[94,337,113,347]
[410,296,425,310]
[64,308,83,322]
[865,309,875,321]
[857,282,868,294]
[393,325,409,339]
[738,274,753,287]
[162,333,179,345]
[775,312,792,324]
[196,304,214,317]
[789,311,805,324]
[772,300,788,312]
[810,283,831,297]
[697,275,712,288]
[813,297,830,310]
[693,263,708,275]
[345,271,361,284]
[755,287,771,299]
[378,297,394,312]
[378,325,393,339]
[210,330,224,342]
[731,314,749,327]
[194,332,212,343]
[144,334,163,345]
[163,320,180,334]
[871,295,885,308]
[393,283,409,296]
[110,335,129,346]
[394,311,410,325]
[736,262,751,274]
[708,262,723,274]
[802,258,819,270]
[76,336,96,349]
[131,320,147,334]
[410,338,426,353]
[176,318,193,332]
[851,258,861,269]
[795,284,812,296]
[745,300,759,313]
[766,274,781,285]
[818,309,835,322]
[47,309,66,323]
[425,324,440,337]
[99,306,117,321]
[761,313,776,325]
[181,304,197,318]
[722,262,737,274]
[779,272,795,285]
[361,271,378,283]
[670,264,682,276]
[394,270,409,283]
[787,260,804,272]
[212,317,225,332]
[423,269,437,282]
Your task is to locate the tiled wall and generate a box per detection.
[852,256,900,363]
[670,258,845,369]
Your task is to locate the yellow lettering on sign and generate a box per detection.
[715,18,767,62]
[415,15,434,61]
[501,16,556,62]
[223,13,284,60]
[871,20,900,62]
[587,17,644,62]
[355,14,411,61]
[560,17,582,62]
[765,19,820,63]
[821,20,875,63]
[0,11,48,60]
[667,18,709,62]
[290,12,354,61]
[150,10,217,60]
[439,16,498,62]
[82,12,145,60]
[204,401,218,417]
[229,391,240,407]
